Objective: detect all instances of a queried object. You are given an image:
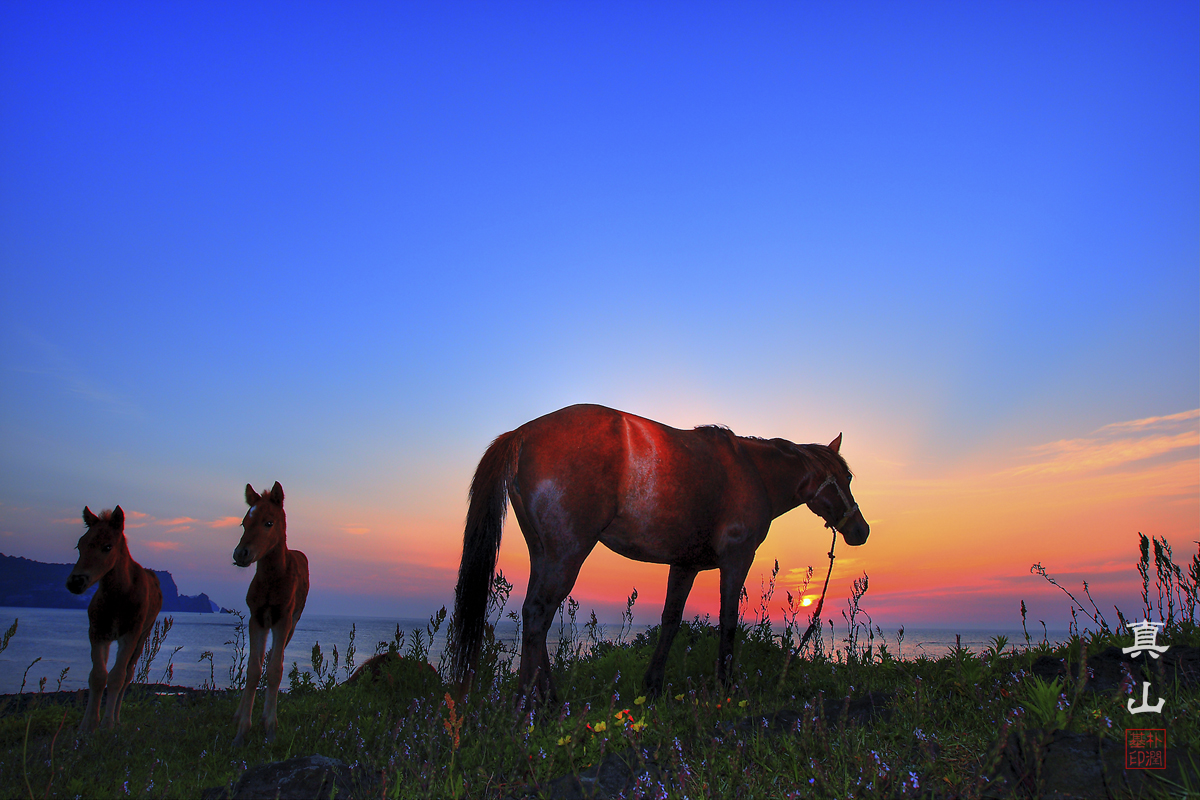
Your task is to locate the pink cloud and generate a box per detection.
[1007,408,1199,477]
[144,541,183,552]
[206,516,243,528]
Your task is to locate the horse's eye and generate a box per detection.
[102,545,113,553]
[264,521,273,528]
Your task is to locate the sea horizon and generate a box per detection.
[0,606,1083,695]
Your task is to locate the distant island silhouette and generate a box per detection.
[0,553,223,613]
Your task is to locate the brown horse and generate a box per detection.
[67,506,163,732]
[449,404,869,705]
[231,481,309,746]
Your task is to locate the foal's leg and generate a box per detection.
[111,621,153,726]
[642,565,698,697]
[260,618,292,742]
[103,632,140,728]
[233,619,269,746]
[716,554,754,688]
[80,640,111,733]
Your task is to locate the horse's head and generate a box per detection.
[234,481,286,567]
[805,434,870,546]
[67,506,128,594]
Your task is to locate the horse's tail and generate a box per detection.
[449,429,521,692]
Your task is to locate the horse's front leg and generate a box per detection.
[643,565,698,697]
[261,619,292,742]
[104,629,144,727]
[233,620,268,746]
[716,555,754,688]
[80,639,111,733]
[112,618,155,726]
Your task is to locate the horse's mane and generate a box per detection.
[793,441,853,477]
[97,509,116,522]
[696,425,852,477]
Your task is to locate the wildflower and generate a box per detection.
[442,692,462,751]
[590,721,607,734]
[634,695,647,706]
[675,694,684,701]
[738,699,748,708]
[557,735,572,746]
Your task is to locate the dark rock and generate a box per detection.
[345,652,439,686]
[201,754,373,800]
[1031,654,1067,682]
[986,728,1199,799]
[1157,644,1199,689]
[1081,646,1134,695]
[507,747,671,800]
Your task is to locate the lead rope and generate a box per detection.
[796,527,838,654]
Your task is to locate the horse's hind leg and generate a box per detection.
[643,565,698,697]
[233,619,268,746]
[80,640,111,733]
[519,551,592,708]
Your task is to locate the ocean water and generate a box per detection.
[0,607,1070,694]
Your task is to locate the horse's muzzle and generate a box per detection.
[232,546,252,567]
[840,518,870,546]
[65,574,89,594]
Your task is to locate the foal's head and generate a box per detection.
[67,506,128,594]
[802,434,870,547]
[233,482,286,567]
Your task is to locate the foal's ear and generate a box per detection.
[111,506,125,529]
[245,484,261,506]
[269,481,285,507]
[828,433,843,454]
[83,506,99,527]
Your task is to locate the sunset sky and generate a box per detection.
[2,3,1196,633]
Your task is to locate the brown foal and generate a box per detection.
[231,481,309,746]
[67,506,163,732]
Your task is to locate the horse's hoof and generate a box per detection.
[264,729,276,744]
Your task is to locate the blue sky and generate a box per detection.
[1,2,1196,625]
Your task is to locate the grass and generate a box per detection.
[0,534,1197,799]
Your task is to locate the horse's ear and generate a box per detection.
[245,484,260,506]
[111,506,125,529]
[269,481,285,507]
[83,506,98,526]
[828,433,843,454]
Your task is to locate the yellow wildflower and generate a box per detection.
[634,696,647,706]
[592,721,607,733]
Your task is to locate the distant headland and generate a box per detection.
[0,553,223,613]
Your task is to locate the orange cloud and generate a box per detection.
[144,541,183,552]
[206,516,243,528]
[341,526,370,535]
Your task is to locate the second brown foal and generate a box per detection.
[231,481,309,746]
